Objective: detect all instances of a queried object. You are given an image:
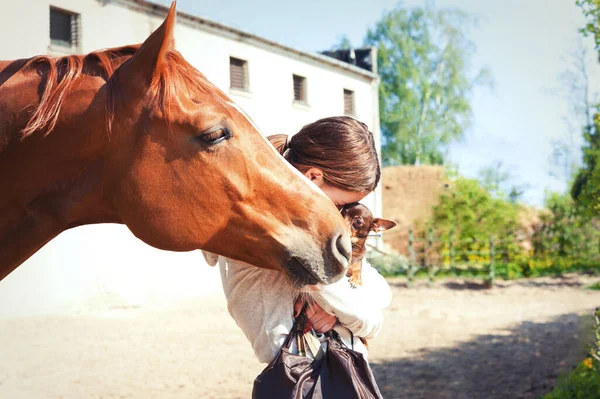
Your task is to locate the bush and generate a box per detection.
[543,308,600,399]
[519,256,600,278]
[494,262,523,280]
[543,358,600,399]
[533,192,600,262]
[367,251,409,276]
[588,282,600,290]
[432,177,520,249]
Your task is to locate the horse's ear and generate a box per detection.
[118,2,176,88]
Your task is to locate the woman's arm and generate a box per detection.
[306,260,392,339]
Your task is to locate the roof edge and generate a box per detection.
[110,0,378,80]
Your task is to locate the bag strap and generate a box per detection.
[326,328,355,351]
[282,302,310,350]
[282,318,301,349]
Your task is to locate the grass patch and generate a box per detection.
[542,358,600,399]
[543,308,600,398]
[587,281,600,291]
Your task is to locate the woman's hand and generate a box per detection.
[294,297,337,333]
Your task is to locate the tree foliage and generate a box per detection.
[534,192,600,258]
[571,0,600,216]
[571,113,600,215]
[364,4,491,166]
[576,0,600,52]
[548,42,594,182]
[330,35,352,50]
[432,177,519,242]
[477,161,529,204]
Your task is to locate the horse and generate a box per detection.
[0,2,351,288]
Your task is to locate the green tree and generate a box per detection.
[571,113,600,215]
[534,192,600,260]
[364,4,491,166]
[432,177,519,242]
[478,161,512,199]
[547,42,593,183]
[576,0,600,52]
[478,161,529,203]
[571,0,600,215]
[331,35,352,50]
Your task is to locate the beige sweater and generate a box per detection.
[204,252,392,364]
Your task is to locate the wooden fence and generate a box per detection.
[369,223,600,288]
[401,228,508,288]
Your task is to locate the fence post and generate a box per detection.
[428,226,435,287]
[408,229,415,288]
[489,235,495,288]
[449,228,455,275]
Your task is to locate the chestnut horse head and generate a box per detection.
[0,3,352,287]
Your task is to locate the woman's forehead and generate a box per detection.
[334,190,368,205]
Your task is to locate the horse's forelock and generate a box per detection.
[143,50,236,129]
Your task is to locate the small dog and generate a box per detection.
[341,203,397,288]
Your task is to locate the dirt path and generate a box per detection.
[1,274,599,398]
[370,275,599,398]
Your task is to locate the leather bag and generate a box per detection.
[252,313,383,399]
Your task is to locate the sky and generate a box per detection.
[156,0,600,206]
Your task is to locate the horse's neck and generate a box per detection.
[0,139,121,279]
[0,59,34,152]
[0,63,121,279]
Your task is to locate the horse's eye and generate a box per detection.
[198,128,232,145]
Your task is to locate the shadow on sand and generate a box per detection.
[387,276,590,291]
[371,312,594,399]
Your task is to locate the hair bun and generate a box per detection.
[282,135,293,159]
[266,134,292,157]
[284,135,292,151]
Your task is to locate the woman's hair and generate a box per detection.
[268,116,381,193]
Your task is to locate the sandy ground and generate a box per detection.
[1,274,599,399]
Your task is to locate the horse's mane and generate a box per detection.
[20,45,225,138]
[21,45,139,138]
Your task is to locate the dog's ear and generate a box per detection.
[371,218,397,232]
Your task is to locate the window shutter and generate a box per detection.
[50,7,79,50]
[230,57,248,91]
[344,89,355,116]
[293,74,306,103]
[70,13,79,49]
[50,8,72,47]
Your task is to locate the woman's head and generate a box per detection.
[268,116,381,207]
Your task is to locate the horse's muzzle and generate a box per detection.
[284,227,351,288]
[331,229,352,275]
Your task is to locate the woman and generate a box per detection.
[204,116,391,363]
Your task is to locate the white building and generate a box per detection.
[0,0,381,316]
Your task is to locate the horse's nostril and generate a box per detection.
[335,231,352,265]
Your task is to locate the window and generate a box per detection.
[230,57,249,91]
[344,89,355,116]
[50,7,79,50]
[293,74,307,103]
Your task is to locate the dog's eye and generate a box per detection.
[198,128,232,145]
[353,219,364,228]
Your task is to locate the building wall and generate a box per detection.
[0,0,381,316]
[381,166,449,256]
